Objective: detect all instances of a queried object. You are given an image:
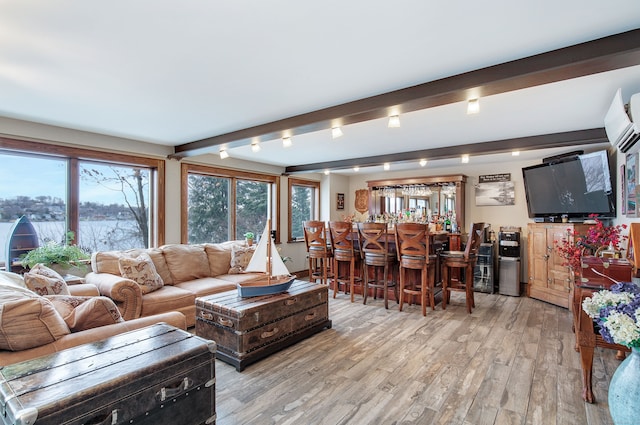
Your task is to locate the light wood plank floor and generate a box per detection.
[214,290,622,425]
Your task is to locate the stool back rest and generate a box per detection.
[357,222,390,260]
[328,221,355,255]
[303,220,329,253]
[395,223,428,261]
[464,222,486,260]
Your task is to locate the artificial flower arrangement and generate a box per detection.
[555,214,628,271]
[582,281,640,348]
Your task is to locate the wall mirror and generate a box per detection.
[366,174,467,228]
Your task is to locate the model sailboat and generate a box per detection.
[237,220,297,297]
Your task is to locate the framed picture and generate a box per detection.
[336,193,345,210]
[626,153,637,217]
[621,164,626,215]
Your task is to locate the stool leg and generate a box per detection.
[332,257,339,298]
[421,267,427,317]
[363,264,369,305]
[350,258,355,303]
[383,264,389,309]
[399,266,405,312]
[442,266,449,310]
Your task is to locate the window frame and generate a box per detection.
[288,177,320,243]
[0,136,165,247]
[181,163,280,243]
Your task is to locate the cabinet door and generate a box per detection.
[527,224,549,296]
[547,225,573,296]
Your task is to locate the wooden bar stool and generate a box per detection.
[303,220,333,286]
[357,222,398,309]
[439,222,485,314]
[395,222,437,316]
[328,221,363,301]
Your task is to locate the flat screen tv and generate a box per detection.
[522,150,616,220]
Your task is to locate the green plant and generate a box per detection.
[20,241,91,270]
[244,232,255,240]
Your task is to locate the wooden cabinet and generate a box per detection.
[5,215,38,273]
[527,223,588,308]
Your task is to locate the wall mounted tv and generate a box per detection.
[521,150,615,221]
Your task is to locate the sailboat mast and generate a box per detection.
[266,219,272,285]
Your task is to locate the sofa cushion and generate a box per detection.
[23,271,70,296]
[0,271,29,289]
[229,244,256,274]
[118,253,164,294]
[92,249,174,285]
[204,242,237,277]
[175,277,237,297]
[161,244,210,283]
[47,295,124,332]
[0,286,70,351]
[139,285,196,318]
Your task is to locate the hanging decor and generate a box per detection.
[475,174,515,206]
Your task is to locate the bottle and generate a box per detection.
[445,215,451,232]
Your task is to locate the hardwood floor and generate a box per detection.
[214,290,621,425]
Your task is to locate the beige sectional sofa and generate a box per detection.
[85,242,259,327]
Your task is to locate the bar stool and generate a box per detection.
[328,221,363,301]
[357,222,398,309]
[395,222,437,316]
[303,220,333,286]
[440,222,485,314]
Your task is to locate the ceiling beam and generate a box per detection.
[172,28,640,159]
[283,128,609,173]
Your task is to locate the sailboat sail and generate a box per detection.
[244,221,290,277]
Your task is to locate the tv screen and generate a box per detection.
[522,150,616,220]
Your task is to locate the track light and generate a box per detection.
[251,141,261,152]
[324,169,330,175]
[388,115,401,128]
[331,127,343,139]
[467,98,480,114]
[419,159,427,167]
[282,137,292,147]
[383,163,390,171]
[461,154,470,163]
[219,149,229,159]
[512,151,520,156]
[353,166,360,172]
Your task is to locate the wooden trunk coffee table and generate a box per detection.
[195,280,331,371]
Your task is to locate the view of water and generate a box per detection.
[1,220,140,265]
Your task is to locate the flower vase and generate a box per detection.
[609,348,640,424]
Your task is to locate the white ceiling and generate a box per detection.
[1,1,640,174]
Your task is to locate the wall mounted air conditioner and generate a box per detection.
[605,88,640,154]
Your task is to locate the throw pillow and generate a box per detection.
[47,295,124,332]
[23,272,70,296]
[118,253,164,294]
[229,244,256,274]
[161,244,210,282]
[0,286,70,351]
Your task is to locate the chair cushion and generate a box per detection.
[229,244,256,274]
[118,253,164,294]
[23,264,70,296]
[0,286,70,351]
[440,250,465,258]
[47,295,124,332]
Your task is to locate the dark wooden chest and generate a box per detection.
[195,280,331,371]
[579,257,633,287]
[0,324,216,425]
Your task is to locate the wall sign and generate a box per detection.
[475,174,515,206]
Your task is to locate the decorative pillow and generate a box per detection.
[47,295,124,332]
[229,245,256,274]
[0,286,70,351]
[118,253,164,294]
[23,272,70,296]
[161,244,210,283]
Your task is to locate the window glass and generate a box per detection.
[79,162,151,251]
[0,153,67,267]
[289,178,319,241]
[236,179,269,240]
[187,174,230,243]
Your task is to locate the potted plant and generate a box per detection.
[244,232,255,246]
[20,233,91,277]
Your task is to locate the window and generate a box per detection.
[288,178,319,242]
[182,164,279,244]
[0,137,163,269]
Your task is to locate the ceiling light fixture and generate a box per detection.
[388,115,401,128]
[219,148,229,159]
[282,137,292,147]
[353,166,360,172]
[331,127,343,139]
[324,169,330,175]
[461,154,470,163]
[512,150,520,156]
[383,163,390,171]
[251,141,261,152]
[467,98,480,114]
[419,159,427,167]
